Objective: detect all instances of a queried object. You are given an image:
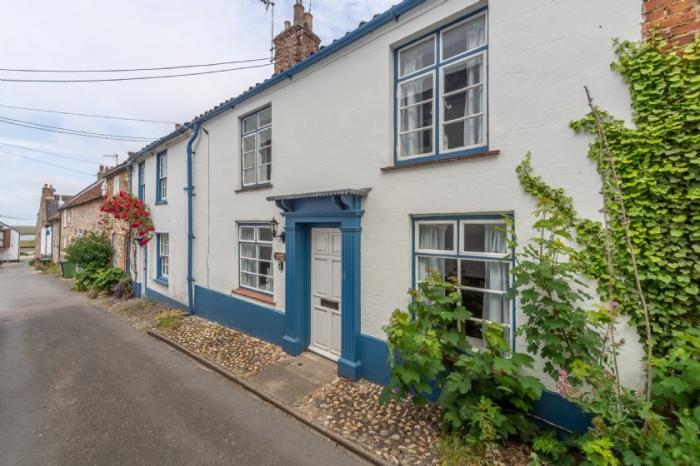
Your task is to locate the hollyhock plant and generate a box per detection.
[100,191,155,246]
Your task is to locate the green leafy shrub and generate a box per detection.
[74,269,97,291]
[652,327,700,414]
[91,266,125,292]
[64,232,112,272]
[382,273,544,441]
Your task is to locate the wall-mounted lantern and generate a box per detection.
[269,217,285,243]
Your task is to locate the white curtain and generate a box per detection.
[483,225,506,323]
[418,224,451,278]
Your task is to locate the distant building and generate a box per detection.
[0,221,20,263]
[34,184,72,259]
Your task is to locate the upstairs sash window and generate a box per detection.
[241,107,272,187]
[396,11,488,161]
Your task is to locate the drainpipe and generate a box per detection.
[185,122,202,314]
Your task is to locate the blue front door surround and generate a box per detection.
[268,188,370,379]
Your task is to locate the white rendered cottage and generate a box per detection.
[128,0,647,431]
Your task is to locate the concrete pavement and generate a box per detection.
[0,262,366,466]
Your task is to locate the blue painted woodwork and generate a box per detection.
[194,285,285,346]
[270,189,368,379]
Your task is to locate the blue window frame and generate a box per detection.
[394,8,488,164]
[138,162,145,201]
[412,213,514,348]
[156,151,167,204]
[240,106,272,188]
[156,233,169,283]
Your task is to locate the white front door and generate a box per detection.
[310,228,342,360]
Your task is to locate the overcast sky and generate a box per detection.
[0,0,395,226]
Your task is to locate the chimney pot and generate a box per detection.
[293,0,304,25]
[303,11,313,31]
[284,20,291,30]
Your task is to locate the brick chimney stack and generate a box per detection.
[273,0,321,74]
[41,183,55,200]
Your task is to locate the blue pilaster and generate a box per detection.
[338,226,362,379]
[282,224,307,355]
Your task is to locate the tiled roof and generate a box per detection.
[60,181,103,210]
[130,0,426,162]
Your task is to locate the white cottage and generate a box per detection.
[0,222,20,263]
[129,0,647,430]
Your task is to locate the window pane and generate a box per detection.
[444,55,483,94]
[461,289,508,325]
[417,256,458,282]
[243,115,257,133]
[241,258,257,273]
[399,38,435,76]
[461,260,508,291]
[442,15,486,60]
[259,275,273,292]
[258,146,271,165]
[399,74,433,107]
[240,226,255,241]
[243,134,256,152]
[243,167,256,185]
[241,243,256,258]
[160,156,167,177]
[259,260,272,277]
[258,165,271,182]
[243,152,256,169]
[259,128,272,147]
[444,116,484,149]
[258,107,272,127]
[241,272,256,288]
[258,245,272,261]
[401,102,433,132]
[444,87,483,122]
[418,223,454,251]
[257,226,272,242]
[463,223,506,254]
[400,129,432,157]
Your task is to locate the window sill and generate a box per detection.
[382,149,500,172]
[155,200,168,205]
[235,183,273,193]
[232,287,275,305]
[153,277,169,286]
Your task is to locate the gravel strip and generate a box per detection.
[295,378,442,465]
[159,316,288,378]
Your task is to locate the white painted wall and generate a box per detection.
[134,0,645,387]
[0,227,20,262]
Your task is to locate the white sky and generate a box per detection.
[0,0,396,225]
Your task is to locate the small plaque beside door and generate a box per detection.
[320,298,339,310]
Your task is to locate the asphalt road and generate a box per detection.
[0,262,365,466]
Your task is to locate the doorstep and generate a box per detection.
[248,352,337,405]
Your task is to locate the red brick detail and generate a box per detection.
[643,0,700,46]
[233,287,275,305]
[273,1,321,74]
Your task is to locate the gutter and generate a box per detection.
[185,123,202,314]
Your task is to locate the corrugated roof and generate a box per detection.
[130,0,426,162]
[267,188,371,201]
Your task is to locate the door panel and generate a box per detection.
[310,229,342,361]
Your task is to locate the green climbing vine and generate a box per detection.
[524,36,700,357]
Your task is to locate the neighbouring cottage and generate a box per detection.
[125,0,698,431]
[57,163,131,270]
[0,221,20,263]
[34,184,72,260]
